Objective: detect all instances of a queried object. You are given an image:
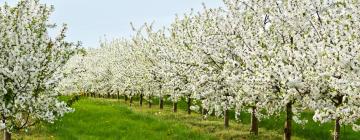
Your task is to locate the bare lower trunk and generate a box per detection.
[202,108,208,115]
[284,103,292,140]
[187,96,191,114]
[159,97,164,110]
[129,97,133,106]
[125,95,128,102]
[148,96,152,108]
[250,106,259,135]
[3,130,10,140]
[2,115,10,140]
[333,95,343,140]
[173,102,178,113]
[224,109,229,128]
[140,94,143,107]
[334,118,340,140]
[117,92,120,100]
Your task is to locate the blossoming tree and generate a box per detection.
[0,0,79,139]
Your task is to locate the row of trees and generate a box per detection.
[61,0,360,140]
[0,0,80,140]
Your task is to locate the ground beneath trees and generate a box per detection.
[8,97,360,140]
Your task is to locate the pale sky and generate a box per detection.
[4,0,223,48]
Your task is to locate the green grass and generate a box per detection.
[25,98,215,140]
[155,96,360,140]
[235,111,359,140]
[9,97,360,140]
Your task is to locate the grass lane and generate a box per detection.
[9,97,360,140]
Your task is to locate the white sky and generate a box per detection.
[4,0,223,48]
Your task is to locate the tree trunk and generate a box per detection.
[140,94,143,107]
[250,106,259,135]
[159,97,164,110]
[173,102,178,113]
[187,96,191,114]
[202,108,208,115]
[334,118,340,140]
[117,92,120,100]
[2,115,10,140]
[284,103,292,140]
[3,130,10,140]
[125,95,128,102]
[148,96,152,108]
[129,97,133,106]
[224,109,229,128]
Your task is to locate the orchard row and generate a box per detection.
[59,1,360,140]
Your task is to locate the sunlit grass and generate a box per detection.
[6,97,360,140]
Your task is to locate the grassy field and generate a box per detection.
[8,97,360,140]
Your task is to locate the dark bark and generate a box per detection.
[148,96,152,108]
[140,94,143,107]
[173,102,178,113]
[334,118,340,140]
[129,97,133,107]
[202,108,208,115]
[159,97,164,110]
[224,109,229,128]
[284,103,292,140]
[2,115,10,140]
[333,95,343,140]
[117,91,120,100]
[125,95,128,102]
[187,96,191,114]
[3,130,10,140]
[250,106,259,135]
